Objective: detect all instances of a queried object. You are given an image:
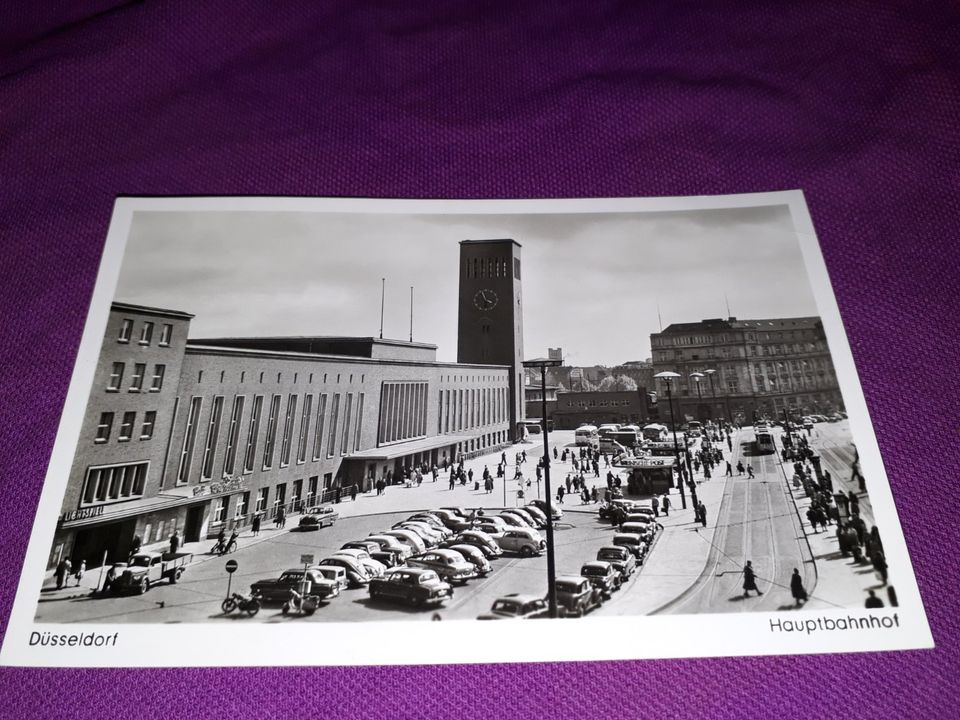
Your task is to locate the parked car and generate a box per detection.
[429,508,473,532]
[250,567,340,604]
[370,551,401,569]
[341,540,382,556]
[406,549,477,584]
[445,543,492,576]
[596,545,637,580]
[474,522,505,539]
[580,561,621,596]
[623,514,656,527]
[314,564,348,591]
[407,514,454,538]
[298,505,339,530]
[334,549,386,578]
[318,555,371,587]
[439,506,469,520]
[495,528,546,556]
[366,534,414,560]
[501,507,543,529]
[394,522,444,547]
[475,515,510,533]
[522,505,548,526]
[612,533,648,560]
[378,529,427,555]
[111,551,192,594]
[621,521,656,538]
[528,499,563,521]
[554,575,602,617]
[454,530,503,558]
[368,567,452,607]
[494,512,531,529]
[477,594,550,620]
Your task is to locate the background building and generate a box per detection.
[550,390,652,429]
[650,316,843,424]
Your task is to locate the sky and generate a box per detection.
[116,203,818,365]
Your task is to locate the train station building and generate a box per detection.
[50,239,527,570]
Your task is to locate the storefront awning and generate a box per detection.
[346,433,478,461]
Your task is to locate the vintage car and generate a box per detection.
[393,522,443,548]
[313,564,348,591]
[368,567,453,607]
[502,507,543,529]
[554,575,602,617]
[407,514,454,538]
[377,529,427,555]
[621,521,656,539]
[112,551,192,594]
[477,594,550,620]
[474,521,505,539]
[495,528,546,557]
[366,534,414,560]
[474,515,510,533]
[317,555,371,587]
[521,505,548,526]
[596,545,637,580]
[250,567,340,604]
[439,506,469,520]
[580,560,621,596]
[429,508,473,532]
[495,512,532,529]
[623,513,656,527]
[612,533,649,561]
[298,505,339,530]
[444,543,492,576]
[370,551,401,569]
[333,549,386,578]
[453,530,503,558]
[528,499,563,521]
[341,539,382,556]
[406,549,477,584]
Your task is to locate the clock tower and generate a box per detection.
[457,239,525,441]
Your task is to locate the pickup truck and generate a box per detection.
[112,551,193,594]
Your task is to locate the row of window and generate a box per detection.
[438,386,507,435]
[117,318,174,347]
[196,370,366,385]
[81,461,148,506]
[378,382,428,445]
[564,398,635,409]
[652,329,818,348]
[175,391,365,485]
[95,410,156,443]
[463,256,519,280]
[108,362,165,392]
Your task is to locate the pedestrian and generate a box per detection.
[790,568,808,606]
[736,461,744,476]
[102,564,117,595]
[873,550,889,585]
[742,560,763,596]
[746,465,754,479]
[662,494,670,517]
[864,590,885,609]
[55,558,71,590]
[129,534,142,557]
[335,485,342,503]
[565,475,572,494]
[651,496,660,517]
[590,486,598,503]
[806,506,820,533]
[697,501,707,528]
[275,507,285,529]
[350,484,358,502]
[74,560,86,587]
[521,451,527,463]
[553,446,558,460]
[557,486,565,504]
[252,513,261,536]
[169,529,180,554]
[449,475,455,490]
[726,461,733,477]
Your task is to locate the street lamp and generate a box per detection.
[522,357,563,618]
[654,371,689,510]
[705,369,717,422]
[690,371,705,422]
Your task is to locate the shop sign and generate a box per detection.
[192,477,246,498]
[61,506,105,523]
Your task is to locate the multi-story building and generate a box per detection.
[50,239,525,570]
[649,316,844,424]
[550,390,652,430]
[547,347,563,362]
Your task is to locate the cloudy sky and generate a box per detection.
[116,204,817,365]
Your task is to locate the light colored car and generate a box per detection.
[314,564,348,591]
[495,512,532,529]
[407,514,454,538]
[406,549,477,584]
[612,533,648,560]
[528,500,562,521]
[580,560,621,596]
[318,555,371,587]
[474,515,510,532]
[341,540,382,556]
[621,521,655,538]
[366,534,413,560]
[596,546,637,579]
[502,507,542,529]
[623,514,656,526]
[477,594,550,620]
[334,548,386,578]
[445,543,492,576]
[379,529,427,555]
[429,509,473,531]
[298,505,339,529]
[455,530,503,558]
[522,505,548,526]
[495,528,546,557]
[395,521,443,547]
[474,522,505,539]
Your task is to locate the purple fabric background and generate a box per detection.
[1,1,958,717]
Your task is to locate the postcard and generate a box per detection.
[0,192,932,666]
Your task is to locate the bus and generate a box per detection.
[575,425,599,447]
[755,426,776,454]
[597,424,621,439]
[609,428,640,449]
[643,441,677,458]
[642,423,669,442]
[685,420,702,438]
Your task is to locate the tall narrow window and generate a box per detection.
[176,397,203,484]
[262,394,282,470]
[95,412,114,442]
[235,491,249,519]
[130,363,146,392]
[438,390,444,434]
[340,393,353,455]
[255,487,269,514]
[118,411,135,441]
[279,394,297,466]
[108,362,124,391]
[150,364,165,391]
[222,395,245,476]
[118,319,133,343]
[140,411,156,440]
[354,393,364,451]
[243,395,263,472]
[327,394,340,457]
[139,321,154,345]
[159,323,173,346]
[312,394,327,460]
[297,394,313,464]
[201,396,224,480]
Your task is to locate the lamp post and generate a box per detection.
[705,369,717,422]
[690,371,705,423]
[522,357,562,618]
[654,371,688,510]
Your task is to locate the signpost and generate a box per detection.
[299,554,315,596]
[225,559,238,597]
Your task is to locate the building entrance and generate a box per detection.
[184,505,205,543]
[71,519,136,568]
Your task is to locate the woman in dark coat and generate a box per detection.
[790,568,808,605]
[742,561,762,596]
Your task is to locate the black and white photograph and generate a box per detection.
[1,193,931,666]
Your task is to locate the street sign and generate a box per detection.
[299,554,315,565]
[225,559,238,574]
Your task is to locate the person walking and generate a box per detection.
[350,484,358,502]
[74,560,86,587]
[169,529,180,555]
[553,446,558,460]
[790,568,808,606]
[746,465,755,479]
[252,513,261,537]
[662,494,670,517]
[651,495,660,517]
[742,560,763,596]
[726,461,733,477]
[736,461,744,476]
[55,558,72,590]
[697,501,707,528]
[557,486,565,504]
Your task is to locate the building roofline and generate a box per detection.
[459,238,522,247]
[656,316,822,334]
[111,301,195,320]
[184,344,510,370]
[187,336,438,350]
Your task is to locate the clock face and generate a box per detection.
[473,288,499,311]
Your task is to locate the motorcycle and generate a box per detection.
[221,591,261,616]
